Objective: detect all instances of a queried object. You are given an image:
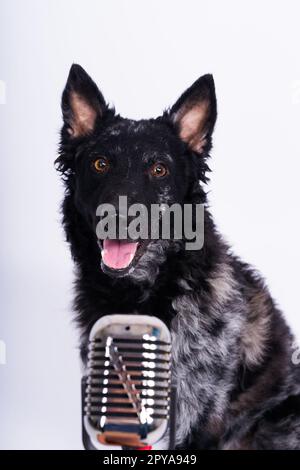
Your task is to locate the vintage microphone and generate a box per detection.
[81,314,176,450]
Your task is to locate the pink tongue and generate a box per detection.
[102,240,139,269]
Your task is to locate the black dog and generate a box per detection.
[56,64,300,449]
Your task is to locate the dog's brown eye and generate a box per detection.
[149,163,169,178]
[93,157,110,174]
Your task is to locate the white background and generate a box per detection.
[0,0,300,449]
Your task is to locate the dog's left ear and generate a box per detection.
[170,74,217,154]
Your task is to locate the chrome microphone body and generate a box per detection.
[82,314,175,450]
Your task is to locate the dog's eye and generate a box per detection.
[93,157,110,174]
[149,163,169,178]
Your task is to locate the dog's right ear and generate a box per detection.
[61,64,107,139]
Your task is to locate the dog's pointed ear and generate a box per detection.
[170,74,217,154]
[61,64,107,138]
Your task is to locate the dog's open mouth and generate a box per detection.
[99,239,149,275]
[102,239,138,269]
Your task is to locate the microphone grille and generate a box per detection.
[83,314,172,449]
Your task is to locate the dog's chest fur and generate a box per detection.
[74,243,299,449]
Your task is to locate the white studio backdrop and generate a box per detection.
[0,0,300,449]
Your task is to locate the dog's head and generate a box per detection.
[57,64,217,283]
